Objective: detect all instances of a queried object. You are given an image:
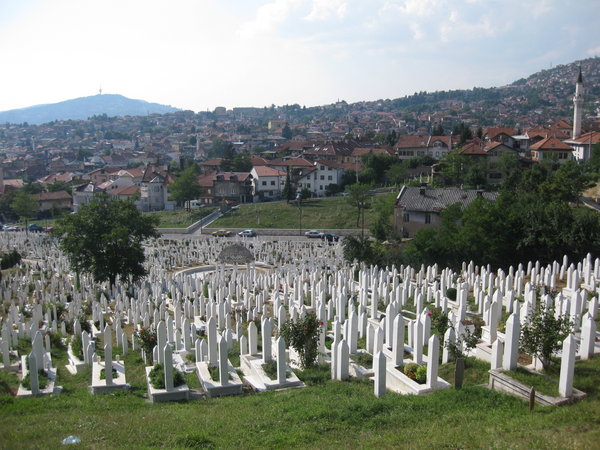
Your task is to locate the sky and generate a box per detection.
[0,0,599,113]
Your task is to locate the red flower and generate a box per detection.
[319,321,324,326]
[427,312,432,317]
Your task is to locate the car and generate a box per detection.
[320,233,339,242]
[28,224,44,232]
[304,230,322,238]
[2,225,16,231]
[212,229,232,237]
[44,227,54,233]
[238,229,257,237]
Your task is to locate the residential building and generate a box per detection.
[394,135,451,160]
[251,166,286,200]
[394,185,499,238]
[566,131,600,162]
[528,137,573,163]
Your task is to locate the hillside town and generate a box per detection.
[0,61,598,221]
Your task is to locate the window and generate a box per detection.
[328,175,332,180]
[320,175,324,180]
[320,165,325,170]
[262,181,267,186]
[319,185,323,190]
[307,183,310,188]
[425,213,431,224]
[270,180,275,185]
[403,212,410,222]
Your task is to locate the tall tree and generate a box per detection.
[11,190,37,231]
[169,165,202,210]
[282,168,294,203]
[282,122,293,140]
[55,196,159,287]
[346,183,372,229]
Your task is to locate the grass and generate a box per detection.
[211,196,378,230]
[438,357,491,386]
[351,352,373,368]
[505,367,560,397]
[146,208,216,228]
[1,339,600,448]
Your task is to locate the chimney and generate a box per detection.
[419,184,426,196]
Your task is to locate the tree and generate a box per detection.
[346,183,372,229]
[520,305,573,371]
[169,165,202,210]
[11,190,37,231]
[55,196,159,287]
[280,312,320,369]
[282,122,293,140]
[282,168,294,203]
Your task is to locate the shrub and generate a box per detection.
[446,288,457,301]
[148,363,185,389]
[71,335,83,359]
[520,305,573,371]
[445,326,479,359]
[135,327,157,363]
[280,312,321,369]
[21,370,48,390]
[0,249,22,270]
[100,367,118,380]
[403,363,426,384]
[429,307,450,337]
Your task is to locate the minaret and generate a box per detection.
[572,67,583,139]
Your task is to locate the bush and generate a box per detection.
[403,363,426,384]
[280,312,322,369]
[71,335,83,359]
[148,363,185,389]
[520,305,573,371]
[135,327,157,363]
[0,250,21,270]
[21,370,48,390]
[446,288,457,301]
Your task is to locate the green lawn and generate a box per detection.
[1,337,599,448]
[212,196,380,230]
[146,208,216,228]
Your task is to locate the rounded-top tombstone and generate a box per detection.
[217,244,255,265]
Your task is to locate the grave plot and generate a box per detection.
[16,331,60,397]
[89,325,129,394]
[240,319,304,391]
[193,316,243,397]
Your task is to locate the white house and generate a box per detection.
[251,166,286,200]
[565,131,600,162]
[296,160,344,197]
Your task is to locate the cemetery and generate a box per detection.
[0,230,599,447]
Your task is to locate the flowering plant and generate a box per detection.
[280,312,321,369]
[135,326,157,362]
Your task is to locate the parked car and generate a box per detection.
[320,233,339,242]
[238,229,257,237]
[305,230,322,238]
[44,227,54,233]
[2,225,16,231]
[212,229,232,237]
[28,224,44,232]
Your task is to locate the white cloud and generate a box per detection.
[531,0,554,18]
[398,0,443,17]
[237,0,304,38]
[305,0,347,21]
[410,23,425,40]
[586,45,600,56]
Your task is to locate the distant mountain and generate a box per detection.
[0,94,180,125]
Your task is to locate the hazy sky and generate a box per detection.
[1,0,598,112]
